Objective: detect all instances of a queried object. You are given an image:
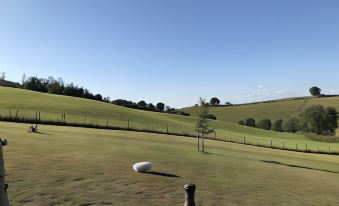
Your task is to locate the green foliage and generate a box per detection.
[137,100,147,108]
[147,103,156,111]
[210,97,220,106]
[238,120,245,125]
[283,117,300,133]
[207,114,217,120]
[272,119,284,132]
[309,86,321,97]
[156,102,165,112]
[257,119,272,130]
[245,118,256,127]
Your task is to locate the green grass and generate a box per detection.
[1,86,339,153]
[3,122,339,205]
[182,96,339,135]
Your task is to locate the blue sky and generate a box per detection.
[1,0,339,108]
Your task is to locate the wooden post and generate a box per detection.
[270,140,272,148]
[317,146,319,153]
[8,109,11,118]
[184,184,196,206]
[257,139,259,146]
[39,112,41,122]
[306,144,308,151]
[329,146,331,153]
[35,112,38,132]
[84,115,87,124]
[282,141,285,150]
[296,144,298,151]
[0,139,9,206]
[127,120,130,129]
[167,124,169,134]
[15,108,19,120]
[106,120,109,127]
[214,131,216,139]
[243,137,246,144]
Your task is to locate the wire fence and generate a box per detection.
[0,108,338,155]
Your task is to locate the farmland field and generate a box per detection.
[1,86,339,153]
[2,122,339,205]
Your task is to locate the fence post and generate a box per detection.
[317,146,319,153]
[39,112,41,122]
[243,137,246,144]
[270,140,272,148]
[127,120,130,129]
[15,108,19,120]
[184,183,196,206]
[106,120,109,127]
[167,124,169,134]
[257,139,259,146]
[8,110,11,118]
[0,138,9,206]
[296,144,298,151]
[329,146,331,153]
[306,144,308,151]
[229,132,232,142]
[214,131,216,139]
[84,115,87,124]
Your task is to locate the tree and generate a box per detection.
[309,86,321,97]
[147,103,156,111]
[94,94,103,101]
[272,119,284,132]
[0,71,6,80]
[195,98,210,152]
[156,102,165,112]
[325,107,338,135]
[283,117,300,133]
[238,120,245,125]
[302,105,327,135]
[257,119,272,130]
[245,118,256,127]
[137,100,147,108]
[210,97,220,106]
[23,76,47,92]
[21,73,27,85]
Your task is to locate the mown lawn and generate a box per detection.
[2,122,339,206]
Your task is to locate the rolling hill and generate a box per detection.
[0,86,339,153]
[182,96,339,131]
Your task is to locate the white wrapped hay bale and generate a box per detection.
[133,162,152,172]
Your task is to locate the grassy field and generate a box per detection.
[1,86,339,153]
[182,96,339,123]
[182,96,339,135]
[2,122,339,206]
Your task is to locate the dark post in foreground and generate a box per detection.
[0,138,9,206]
[184,183,196,206]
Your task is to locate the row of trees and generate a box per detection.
[238,105,338,136]
[1,74,188,116]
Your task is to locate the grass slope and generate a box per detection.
[3,122,339,205]
[183,96,339,134]
[1,86,339,152]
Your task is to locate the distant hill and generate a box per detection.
[182,96,339,123]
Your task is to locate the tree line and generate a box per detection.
[238,105,338,136]
[0,73,190,116]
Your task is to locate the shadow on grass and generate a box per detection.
[143,171,181,178]
[203,151,225,156]
[260,160,339,174]
[34,132,52,135]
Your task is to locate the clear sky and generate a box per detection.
[1,0,339,108]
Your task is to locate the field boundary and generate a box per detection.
[1,115,338,156]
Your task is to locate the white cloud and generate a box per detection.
[276,89,285,94]
[258,85,264,89]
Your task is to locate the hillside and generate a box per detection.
[1,86,339,152]
[183,96,339,123]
